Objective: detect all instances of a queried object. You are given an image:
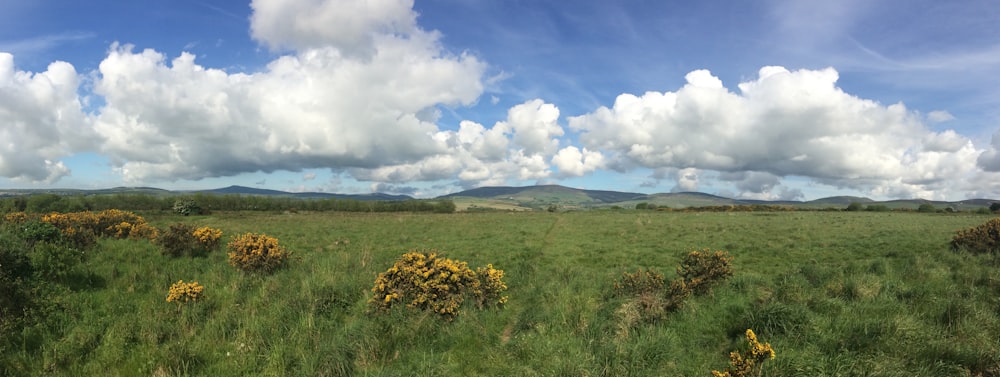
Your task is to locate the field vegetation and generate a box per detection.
[1,204,999,376]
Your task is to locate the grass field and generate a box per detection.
[2,210,999,376]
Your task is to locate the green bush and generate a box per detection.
[29,242,84,281]
[950,218,1000,254]
[613,268,665,297]
[0,233,35,333]
[18,220,62,246]
[172,200,202,216]
[157,223,199,257]
[678,249,734,294]
[612,269,691,326]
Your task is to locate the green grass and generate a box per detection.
[3,211,1000,376]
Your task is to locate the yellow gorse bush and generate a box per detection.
[227,233,289,273]
[40,209,158,243]
[678,249,734,294]
[166,280,204,303]
[3,211,29,223]
[193,226,223,250]
[370,251,508,320]
[950,217,1000,254]
[712,329,775,377]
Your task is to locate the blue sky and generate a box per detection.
[2,0,1000,200]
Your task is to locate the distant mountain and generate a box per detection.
[196,185,413,201]
[439,185,998,211]
[440,185,647,206]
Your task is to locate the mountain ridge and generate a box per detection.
[2,184,997,210]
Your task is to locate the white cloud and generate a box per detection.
[552,146,604,177]
[250,0,421,57]
[977,132,1000,172]
[94,0,486,184]
[0,53,94,182]
[568,66,981,198]
[927,110,954,123]
[504,99,563,156]
[673,168,699,192]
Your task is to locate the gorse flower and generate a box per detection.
[227,233,289,273]
[711,329,775,377]
[370,251,508,320]
[166,280,204,303]
[193,226,222,250]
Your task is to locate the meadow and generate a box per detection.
[2,209,999,376]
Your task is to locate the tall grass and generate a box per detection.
[2,211,998,376]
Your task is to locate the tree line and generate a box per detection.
[0,193,456,214]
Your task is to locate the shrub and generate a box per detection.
[712,329,776,377]
[0,235,34,331]
[38,209,156,247]
[474,264,509,308]
[613,268,665,298]
[227,233,290,273]
[917,203,936,213]
[29,242,84,281]
[678,249,734,294]
[369,251,507,320]
[613,269,691,325]
[193,226,223,251]
[173,200,202,216]
[166,280,204,303]
[18,220,62,246]
[158,223,199,257]
[950,218,1000,254]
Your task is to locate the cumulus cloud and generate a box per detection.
[672,168,699,192]
[94,0,485,184]
[250,0,421,57]
[0,53,94,182]
[552,146,604,177]
[927,110,954,123]
[977,132,1000,172]
[504,99,563,156]
[568,66,980,198]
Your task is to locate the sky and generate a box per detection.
[2,0,1000,201]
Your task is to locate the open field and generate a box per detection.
[3,210,1000,376]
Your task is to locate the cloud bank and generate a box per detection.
[1,0,998,200]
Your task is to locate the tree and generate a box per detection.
[917,203,936,213]
[990,202,1000,213]
[846,202,864,212]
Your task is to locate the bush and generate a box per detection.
[678,249,734,294]
[18,220,62,246]
[173,200,202,216]
[227,233,290,273]
[158,223,199,257]
[612,269,691,325]
[193,226,223,251]
[29,242,84,281]
[369,251,507,320]
[950,218,1000,254]
[166,280,204,303]
[712,329,776,377]
[917,203,936,213]
[613,268,665,297]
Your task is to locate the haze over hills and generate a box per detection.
[1,184,996,211]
